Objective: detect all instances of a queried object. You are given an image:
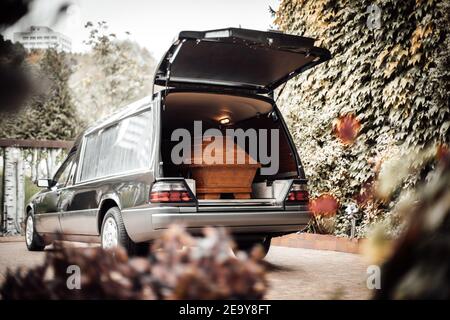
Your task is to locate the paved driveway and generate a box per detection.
[265,246,371,299]
[0,241,371,299]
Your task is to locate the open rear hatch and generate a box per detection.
[154,28,331,94]
[155,28,331,211]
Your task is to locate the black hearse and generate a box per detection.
[25,28,331,255]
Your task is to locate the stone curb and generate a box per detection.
[272,233,365,254]
[1,234,366,254]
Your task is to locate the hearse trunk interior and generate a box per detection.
[161,91,299,204]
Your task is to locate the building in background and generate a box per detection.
[13,26,71,52]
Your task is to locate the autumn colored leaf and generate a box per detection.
[309,194,339,217]
[354,180,375,207]
[436,144,450,166]
[334,114,361,145]
[375,48,390,69]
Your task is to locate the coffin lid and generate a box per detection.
[186,136,261,166]
[154,28,331,94]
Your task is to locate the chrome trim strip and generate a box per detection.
[74,168,153,187]
[36,212,60,217]
[198,205,284,212]
[57,208,98,213]
[198,199,276,206]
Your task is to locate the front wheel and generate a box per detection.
[234,237,271,258]
[25,213,46,251]
[100,207,149,256]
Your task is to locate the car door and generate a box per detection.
[34,153,75,233]
[58,155,99,236]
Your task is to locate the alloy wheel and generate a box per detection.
[25,215,34,247]
[102,216,119,249]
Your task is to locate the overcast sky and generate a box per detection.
[4,0,280,60]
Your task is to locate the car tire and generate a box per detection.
[100,207,149,256]
[25,212,46,251]
[234,237,271,258]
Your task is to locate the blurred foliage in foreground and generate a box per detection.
[372,147,450,299]
[0,226,267,300]
[275,0,450,237]
[0,35,33,114]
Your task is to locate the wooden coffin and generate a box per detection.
[183,136,261,199]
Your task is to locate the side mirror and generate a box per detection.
[36,179,54,188]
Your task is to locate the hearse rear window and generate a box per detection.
[79,111,152,182]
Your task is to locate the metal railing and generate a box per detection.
[0,139,73,236]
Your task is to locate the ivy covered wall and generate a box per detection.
[274,0,450,236]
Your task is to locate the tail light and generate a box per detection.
[285,182,309,204]
[150,180,195,204]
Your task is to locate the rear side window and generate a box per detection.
[79,110,152,182]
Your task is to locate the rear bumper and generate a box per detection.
[122,206,310,242]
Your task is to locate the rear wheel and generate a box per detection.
[25,213,46,251]
[100,207,149,256]
[234,237,271,258]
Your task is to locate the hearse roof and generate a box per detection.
[83,95,153,136]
